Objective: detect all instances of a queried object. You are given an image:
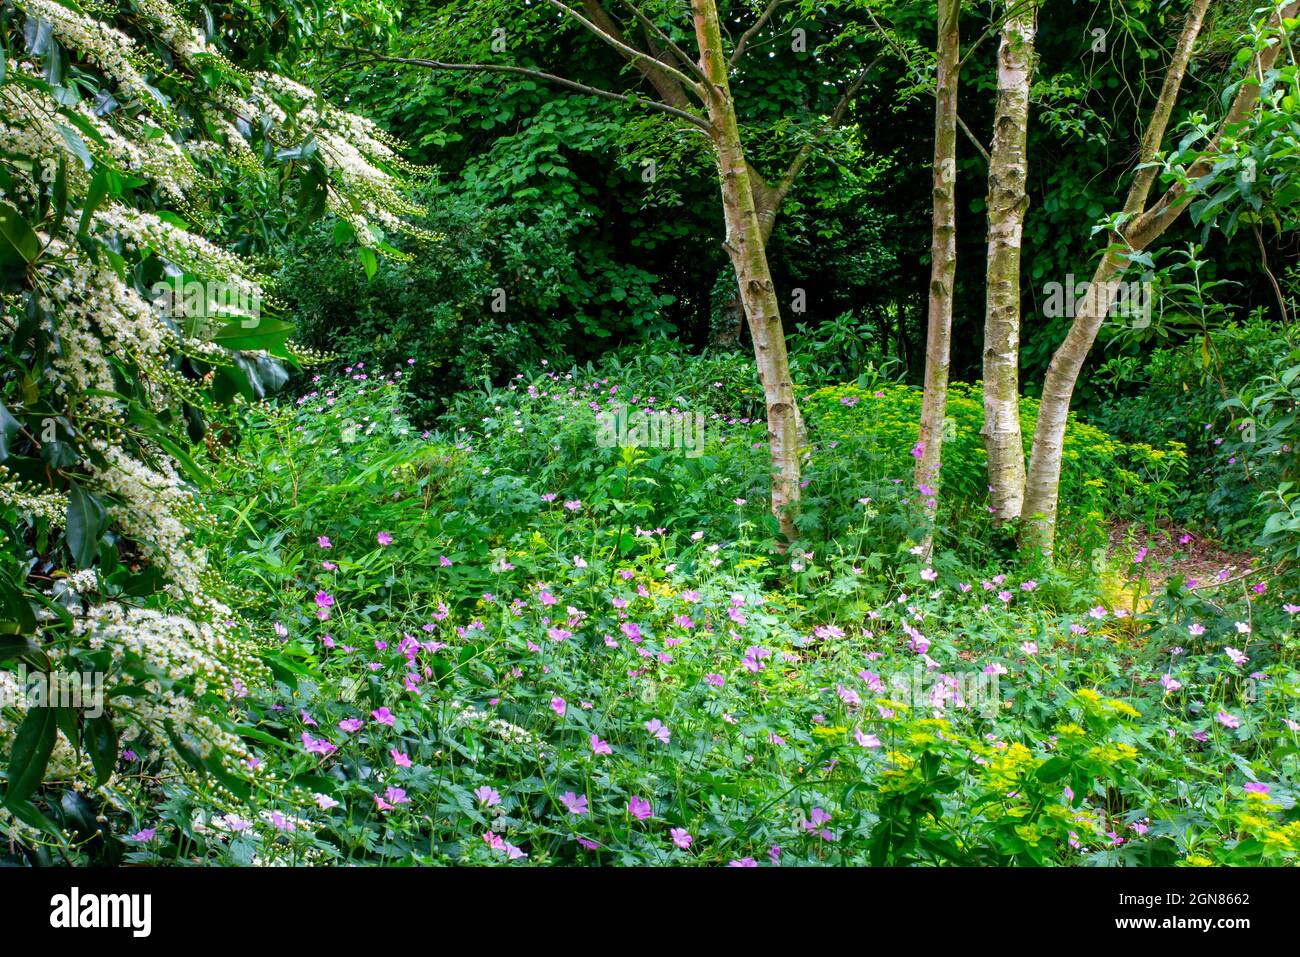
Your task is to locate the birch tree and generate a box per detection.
[914,0,961,533]
[981,0,1036,523]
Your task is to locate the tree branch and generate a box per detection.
[545,0,706,100]
[774,63,873,200]
[755,61,877,240]
[1121,0,1211,219]
[616,0,709,86]
[958,113,991,164]
[1125,0,1298,249]
[336,48,714,131]
[730,0,787,67]
[576,0,692,108]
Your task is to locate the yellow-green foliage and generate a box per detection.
[803,382,1187,521]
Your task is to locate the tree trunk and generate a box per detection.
[914,0,960,535]
[981,1,1036,524]
[692,0,801,544]
[1020,249,1125,550]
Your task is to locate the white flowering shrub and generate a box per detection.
[0,0,416,857]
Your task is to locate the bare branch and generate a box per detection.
[544,0,706,99]
[576,0,693,108]
[730,0,787,67]
[336,47,714,131]
[958,114,990,164]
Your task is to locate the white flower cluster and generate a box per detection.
[18,0,171,122]
[97,204,261,301]
[0,467,67,524]
[0,78,196,202]
[1,0,420,821]
[88,442,221,610]
[67,603,264,772]
[449,701,540,748]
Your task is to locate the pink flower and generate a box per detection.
[315,793,339,810]
[551,697,567,717]
[645,718,671,744]
[384,786,410,805]
[338,718,363,733]
[920,567,938,582]
[628,796,653,820]
[317,536,332,548]
[371,707,395,726]
[854,727,881,748]
[589,734,612,755]
[302,731,338,756]
[377,531,393,546]
[439,555,452,567]
[391,748,412,767]
[670,828,693,850]
[559,791,589,815]
[475,785,502,807]
[728,857,758,867]
[1225,646,1249,667]
[1216,711,1240,729]
[129,827,157,843]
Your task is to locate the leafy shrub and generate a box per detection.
[1089,314,1298,545]
[803,381,1188,561]
[278,194,574,421]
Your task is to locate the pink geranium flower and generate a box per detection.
[559,791,589,815]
